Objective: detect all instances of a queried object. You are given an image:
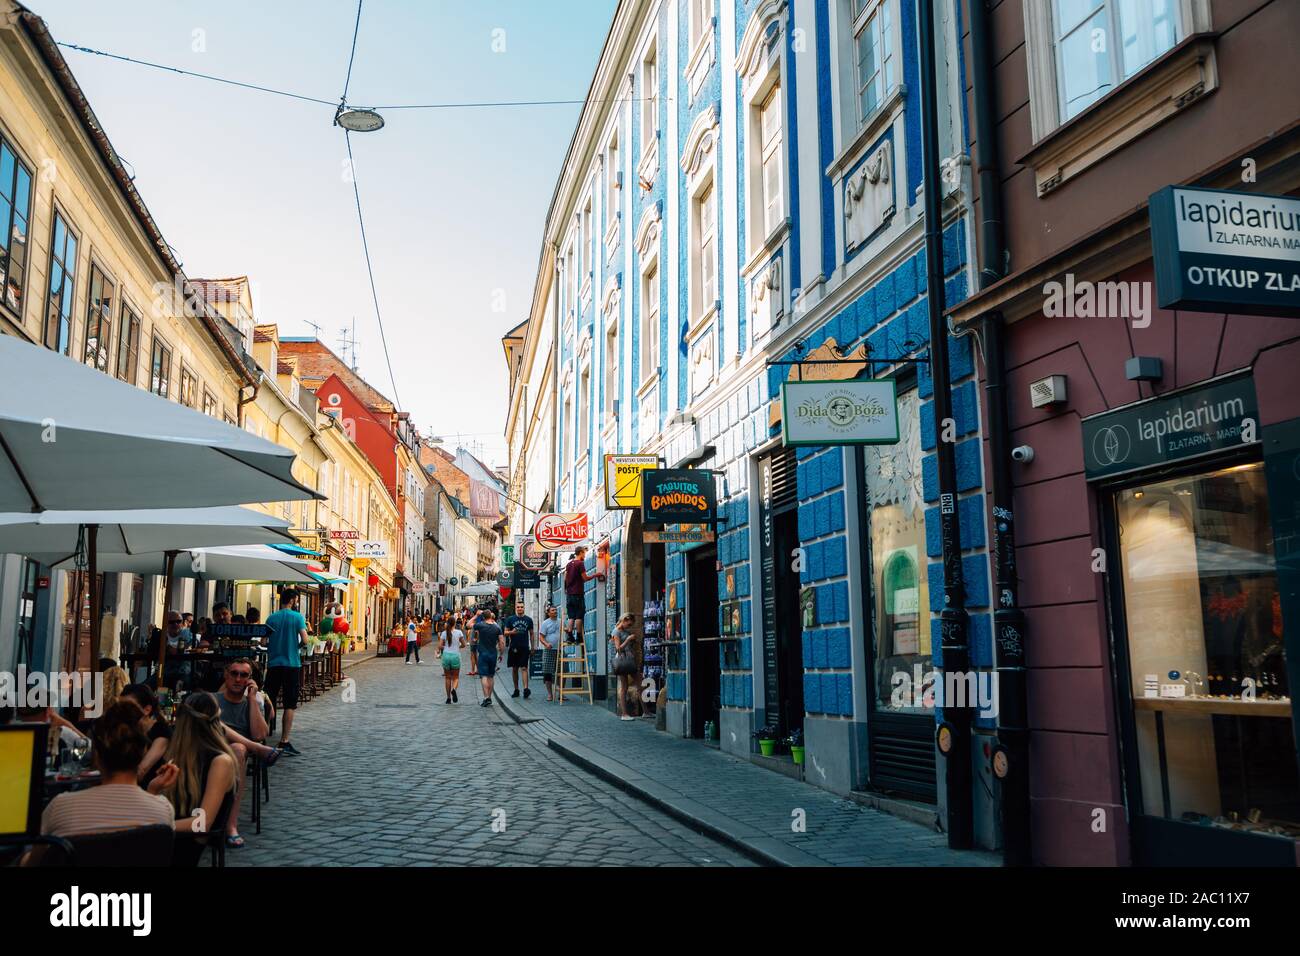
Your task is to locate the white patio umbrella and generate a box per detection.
[35,543,320,680]
[0,333,323,513]
[0,505,296,558]
[457,580,501,597]
[41,544,321,585]
[0,505,296,676]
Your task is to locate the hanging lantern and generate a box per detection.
[368,573,379,588]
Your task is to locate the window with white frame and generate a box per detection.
[605,133,620,225]
[581,198,592,281]
[574,222,584,292]
[852,0,894,126]
[690,0,714,49]
[562,393,573,464]
[693,181,717,321]
[641,45,658,155]
[578,365,591,457]
[640,262,659,385]
[604,323,618,418]
[1051,0,1181,121]
[759,85,784,239]
[564,244,575,316]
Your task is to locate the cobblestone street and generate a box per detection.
[229,655,752,867]
[227,651,997,867]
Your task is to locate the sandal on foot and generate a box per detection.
[226,835,246,848]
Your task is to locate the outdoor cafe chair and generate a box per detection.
[28,825,173,867]
[172,790,234,868]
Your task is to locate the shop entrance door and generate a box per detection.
[688,545,720,739]
[772,507,804,737]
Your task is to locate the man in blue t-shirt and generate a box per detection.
[472,611,505,708]
[263,592,308,756]
[502,601,536,700]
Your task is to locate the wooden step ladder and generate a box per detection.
[556,638,592,704]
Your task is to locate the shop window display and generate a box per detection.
[864,388,931,712]
[1117,462,1298,839]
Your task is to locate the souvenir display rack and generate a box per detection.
[641,595,666,706]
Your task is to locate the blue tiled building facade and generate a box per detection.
[530,0,995,846]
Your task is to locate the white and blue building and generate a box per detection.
[507,0,996,845]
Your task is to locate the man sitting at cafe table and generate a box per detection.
[216,658,279,847]
[199,603,233,649]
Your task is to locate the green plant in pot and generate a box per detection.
[753,725,779,757]
[787,728,805,765]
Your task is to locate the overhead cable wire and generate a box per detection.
[58,43,647,112]
[340,0,363,105]
[56,41,337,106]
[343,128,402,411]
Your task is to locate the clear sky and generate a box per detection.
[39,0,618,466]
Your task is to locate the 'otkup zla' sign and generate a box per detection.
[781,378,900,446]
[1150,185,1300,318]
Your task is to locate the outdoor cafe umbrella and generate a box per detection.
[0,333,324,513]
[0,506,298,675]
[36,543,320,679]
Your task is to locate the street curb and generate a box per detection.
[341,653,379,668]
[492,683,818,867]
[545,736,825,868]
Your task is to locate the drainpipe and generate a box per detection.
[968,0,1030,866]
[918,0,972,850]
[549,248,562,609]
[237,380,259,428]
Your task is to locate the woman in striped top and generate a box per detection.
[40,699,176,838]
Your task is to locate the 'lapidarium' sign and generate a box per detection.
[1081,373,1259,480]
[781,379,899,446]
[1150,186,1300,318]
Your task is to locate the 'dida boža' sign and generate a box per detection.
[1150,186,1300,318]
[781,379,900,446]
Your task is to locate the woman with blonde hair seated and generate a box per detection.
[101,665,129,711]
[161,692,238,863]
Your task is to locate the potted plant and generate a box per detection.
[753,725,779,757]
[787,728,805,765]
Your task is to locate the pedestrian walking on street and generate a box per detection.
[263,591,307,756]
[611,614,639,721]
[405,617,422,664]
[472,610,505,707]
[503,601,535,699]
[537,605,561,701]
[563,546,604,643]
[464,611,479,676]
[438,617,465,703]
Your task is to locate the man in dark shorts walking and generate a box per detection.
[473,610,505,707]
[263,591,308,755]
[502,601,535,699]
[563,546,604,644]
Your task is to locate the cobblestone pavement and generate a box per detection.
[493,674,1000,867]
[227,656,752,867]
